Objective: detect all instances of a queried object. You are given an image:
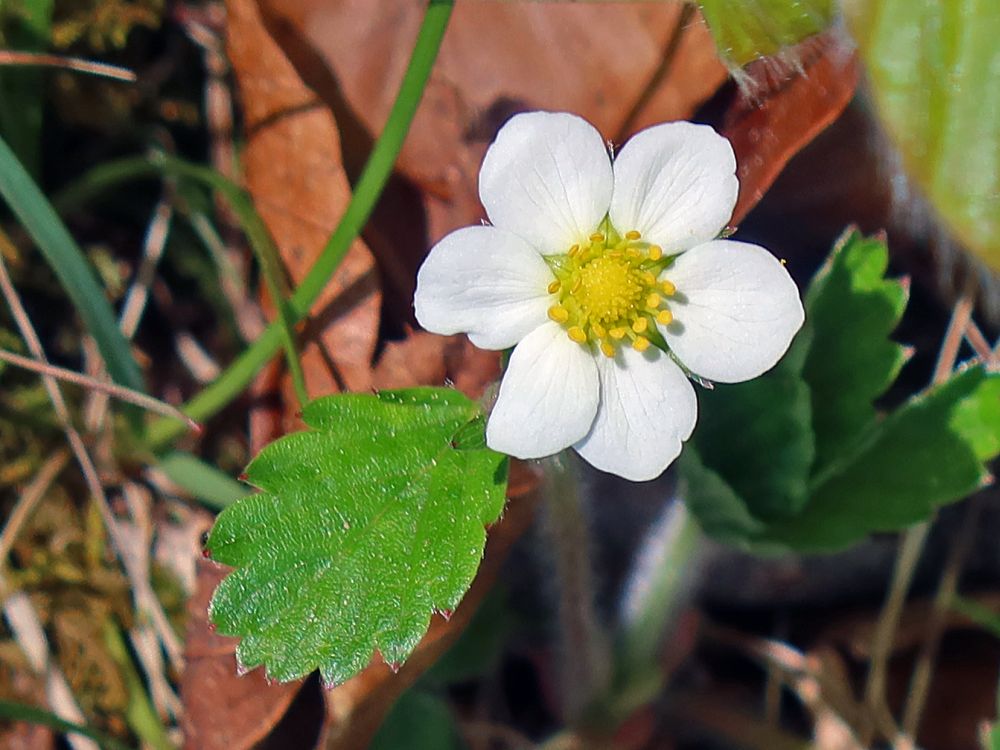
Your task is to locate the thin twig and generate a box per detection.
[2,588,100,750]
[121,482,184,672]
[0,347,197,429]
[0,449,70,566]
[900,496,983,741]
[862,293,974,744]
[964,320,998,369]
[0,251,135,607]
[0,50,136,82]
[85,187,174,432]
[0,251,172,740]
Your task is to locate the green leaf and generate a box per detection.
[424,588,510,687]
[696,0,835,67]
[158,451,248,510]
[371,689,464,750]
[952,595,1000,640]
[803,229,908,472]
[207,387,507,685]
[0,133,144,394]
[757,367,1000,551]
[844,0,1000,268]
[0,0,53,177]
[690,329,814,520]
[0,699,133,750]
[679,447,766,544]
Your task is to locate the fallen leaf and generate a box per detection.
[180,560,304,750]
[717,29,859,226]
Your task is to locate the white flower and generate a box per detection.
[414,112,804,481]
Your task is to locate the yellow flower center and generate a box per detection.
[546,228,676,357]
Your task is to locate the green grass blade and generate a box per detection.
[0,699,134,750]
[159,450,247,509]
[0,133,144,393]
[56,154,308,406]
[55,0,456,451]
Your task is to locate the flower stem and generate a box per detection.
[541,452,611,725]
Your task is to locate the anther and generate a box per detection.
[609,327,627,340]
[568,244,580,257]
[547,280,561,294]
[600,341,616,358]
[589,232,605,244]
[645,293,662,309]
[632,317,648,333]
[660,280,676,296]
[567,326,587,344]
[648,245,663,261]
[657,309,674,325]
[591,322,607,339]
[632,336,651,352]
[625,230,641,240]
[548,305,570,323]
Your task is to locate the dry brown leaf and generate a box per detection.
[226,0,382,443]
[181,560,304,750]
[718,30,859,226]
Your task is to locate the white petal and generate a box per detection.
[479,112,613,255]
[609,122,738,253]
[414,226,553,350]
[661,240,805,383]
[487,322,599,459]
[574,347,697,482]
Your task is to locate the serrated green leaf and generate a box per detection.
[207,387,507,685]
[690,328,814,520]
[844,0,1000,268]
[757,367,1000,551]
[803,229,908,472]
[697,0,835,67]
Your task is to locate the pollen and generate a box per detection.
[548,305,570,323]
[545,225,679,356]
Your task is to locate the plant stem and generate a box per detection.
[540,453,611,725]
[609,498,701,720]
[56,0,456,450]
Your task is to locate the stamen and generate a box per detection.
[548,305,570,323]
[546,226,680,357]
